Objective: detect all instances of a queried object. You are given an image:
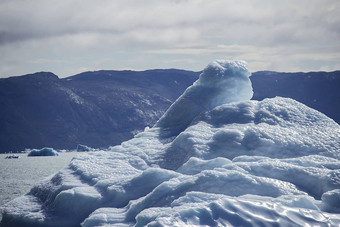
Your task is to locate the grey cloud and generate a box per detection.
[0,0,339,77]
[1,0,339,46]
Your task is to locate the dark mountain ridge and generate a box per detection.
[0,69,339,153]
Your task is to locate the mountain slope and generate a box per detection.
[0,70,198,153]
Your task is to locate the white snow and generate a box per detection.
[1,60,339,226]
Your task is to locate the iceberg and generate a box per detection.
[27,147,59,157]
[76,144,92,152]
[1,60,339,226]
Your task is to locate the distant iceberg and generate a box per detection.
[1,60,339,226]
[76,144,91,152]
[27,147,59,157]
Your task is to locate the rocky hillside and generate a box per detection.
[0,70,199,153]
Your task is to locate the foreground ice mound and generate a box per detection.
[1,60,339,226]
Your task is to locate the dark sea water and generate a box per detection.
[0,152,78,212]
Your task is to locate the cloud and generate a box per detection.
[0,0,339,77]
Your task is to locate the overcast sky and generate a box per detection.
[0,0,339,78]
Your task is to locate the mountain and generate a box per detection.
[0,70,199,153]
[1,60,339,226]
[0,69,339,153]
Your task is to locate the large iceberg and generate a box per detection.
[1,60,339,226]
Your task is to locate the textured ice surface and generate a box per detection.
[1,60,339,226]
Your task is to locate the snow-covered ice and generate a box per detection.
[1,60,339,226]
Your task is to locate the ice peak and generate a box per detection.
[155,60,253,137]
[198,60,250,87]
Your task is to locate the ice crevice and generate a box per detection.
[1,60,340,226]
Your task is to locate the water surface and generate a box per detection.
[0,152,78,208]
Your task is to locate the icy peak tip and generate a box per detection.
[155,60,253,137]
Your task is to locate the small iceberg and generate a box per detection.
[27,147,59,157]
[5,154,20,159]
[76,144,91,152]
